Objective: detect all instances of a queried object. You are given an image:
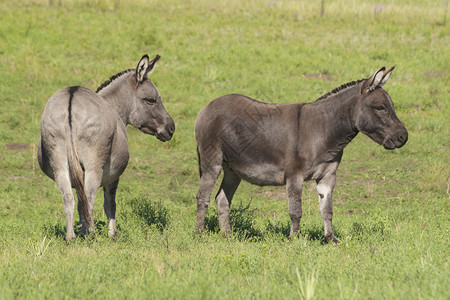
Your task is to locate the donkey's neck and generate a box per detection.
[303,87,360,161]
[97,75,133,125]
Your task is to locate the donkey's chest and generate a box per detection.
[303,161,340,181]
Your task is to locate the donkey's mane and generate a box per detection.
[315,79,365,102]
[96,69,134,93]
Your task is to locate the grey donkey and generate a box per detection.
[195,66,407,243]
[38,54,175,241]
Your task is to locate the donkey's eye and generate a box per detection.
[375,106,386,112]
[143,98,156,105]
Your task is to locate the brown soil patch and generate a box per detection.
[254,187,286,201]
[6,143,30,151]
[424,71,445,79]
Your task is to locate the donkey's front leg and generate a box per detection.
[286,175,304,238]
[317,173,337,243]
[104,179,119,237]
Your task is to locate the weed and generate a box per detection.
[128,196,170,233]
[205,201,262,240]
[350,214,390,240]
[42,220,66,240]
[265,218,290,238]
[296,268,319,300]
[26,235,52,259]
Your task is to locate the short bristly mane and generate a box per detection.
[315,79,365,102]
[96,69,134,93]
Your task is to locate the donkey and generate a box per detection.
[38,54,175,241]
[195,66,407,243]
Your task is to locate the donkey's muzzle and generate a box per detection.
[156,117,175,142]
[383,128,408,150]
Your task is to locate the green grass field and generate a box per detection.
[0,0,448,298]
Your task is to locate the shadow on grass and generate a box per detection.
[41,196,170,242]
[42,219,117,241]
[42,198,350,245]
[42,221,66,240]
[205,201,263,241]
[266,220,332,244]
[204,201,341,244]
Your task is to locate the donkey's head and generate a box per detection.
[352,67,408,150]
[129,54,175,142]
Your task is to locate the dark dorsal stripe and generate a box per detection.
[95,69,134,93]
[68,86,79,130]
[315,79,365,102]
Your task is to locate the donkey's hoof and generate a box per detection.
[65,236,76,243]
[288,232,300,240]
[325,235,339,244]
[220,229,232,237]
[195,227,205,235]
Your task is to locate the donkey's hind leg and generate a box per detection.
[78,169,102,235]
[103,179,119,237]
[54,170,76,241]
[215,168,241,234]
[196,147,223,233]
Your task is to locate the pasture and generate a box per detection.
[0,0,448,299]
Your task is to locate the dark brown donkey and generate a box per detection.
[195,66,407,242]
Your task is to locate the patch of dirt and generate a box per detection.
[263,189,286,201]
[254,187,286,201]
[424,71,445,79]
[6,143,30,151]
[303,73,333,81]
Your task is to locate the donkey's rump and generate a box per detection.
[40,86,124,185]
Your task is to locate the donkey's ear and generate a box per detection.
[379,66,395,88]
[368,67,386,91]
[135,54,160,83]
[145,54,160,76]
[136,55,150,83]
[362,67,385,93]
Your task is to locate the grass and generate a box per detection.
[0,0,449,299]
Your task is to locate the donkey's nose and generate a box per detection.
[167,118,175,135]
[396,128,408,147]
[169,123,175,135]
[398,129,408,143]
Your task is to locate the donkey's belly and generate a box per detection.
[229,162,286,186]
[100,122,130,186]
[101,151,129,186]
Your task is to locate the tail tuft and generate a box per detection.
[197,146,202,178]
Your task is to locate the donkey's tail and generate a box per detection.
[197,145,202,178]
[67,135,91,230]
